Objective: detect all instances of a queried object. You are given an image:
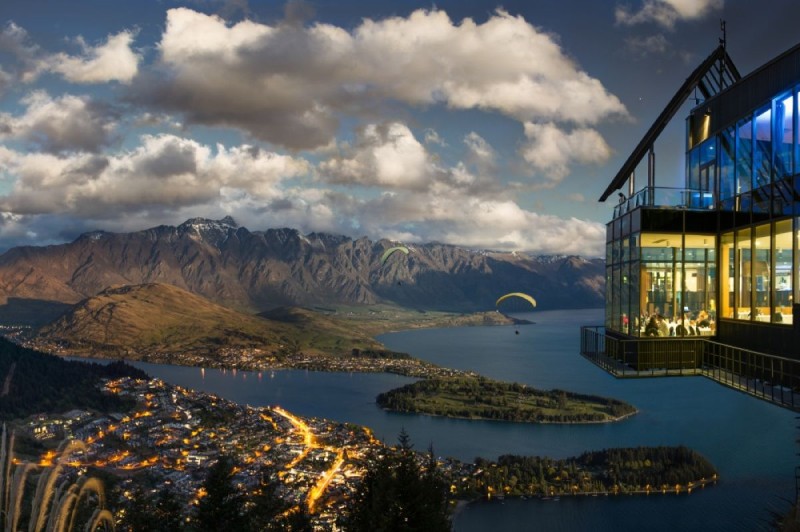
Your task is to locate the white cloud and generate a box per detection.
[423,128,446,147]
[0,21,42,84]
[616,0,723,29]
[320,122,432,190]
[0,134,309,217]
[43,30,141,84]
[136,7,626,150]
[335,190,606,256]
[0,91,118,153]
[520,122,612,185]
[320,122,507,197]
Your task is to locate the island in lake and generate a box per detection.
[377,376,637,423]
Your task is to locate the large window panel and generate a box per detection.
[737,118,753,194]
[774,93,793,180]
[630,262,640,336]
[720,231,735,319]
[719,126,736,202]
[736,227,752,320]
[683,235,716,335]
[754,106,772,189]
[754,224,771,320]
[699,139,717,208]
[772,219,792,324]
[605,266,612,328]
[795,217,800,311]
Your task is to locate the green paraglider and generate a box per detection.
[380,246,410,265]
[495,292,537,308]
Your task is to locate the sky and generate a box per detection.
[0,0,798,257]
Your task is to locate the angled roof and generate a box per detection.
[599,45,741,202]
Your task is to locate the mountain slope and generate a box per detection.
[36,283,383,359]
[0,217,603,320]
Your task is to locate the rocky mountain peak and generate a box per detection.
[178,216,240,247]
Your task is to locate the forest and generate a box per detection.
[0,338,147,421]
[455,446,718,498]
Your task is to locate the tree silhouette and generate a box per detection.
[191,455,247,531]
[348,429,450,532]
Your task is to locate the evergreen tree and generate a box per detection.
[246,467,311,531]
[348,430,451,532]
[153,487,185,531]
[191,455,247,531]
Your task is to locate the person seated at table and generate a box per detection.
[696,310,710,328]
[657,315,669,337]
[644,316,659,336]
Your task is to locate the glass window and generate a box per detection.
[735,227,752,320]
[621,262,630,334]
[605,266,612,328]
[611,263,621,331]
[772,219,792,324]
[630,261,641,336]
[719,127,736,202]
[720,231,735,319]
[774,93,793,180]
[699,139,717,209]
[639,233,685,336]
[683,234,716,335]
[736,118,753,194]
[795,217,800,310]
[688,146,700,191]
[754,106,772,188]
[754,224,771,321]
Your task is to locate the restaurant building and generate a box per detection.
[582,38,800,408]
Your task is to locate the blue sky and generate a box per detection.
[0,0,798,256]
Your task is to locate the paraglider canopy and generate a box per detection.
[380,246,410,265]
[495,292,537,308]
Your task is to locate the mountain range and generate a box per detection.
[0,217,604,325]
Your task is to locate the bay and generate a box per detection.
[127,308,795,531]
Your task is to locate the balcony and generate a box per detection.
[613,187,715,219]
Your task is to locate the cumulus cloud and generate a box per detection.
[520,122,612,185]
[0,134,309,217]
[320,122,507,198]
[0,91,119,153]
[322,189,605,256]
[616,0,724,29]
[320,122,433,190]
[42,30,141,84]
[134,7,626,150]
[0,21,42,83]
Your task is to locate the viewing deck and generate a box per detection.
[580,326,800,411]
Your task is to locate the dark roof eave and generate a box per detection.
[598,45,741,202]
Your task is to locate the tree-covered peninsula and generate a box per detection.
[376,376,637,423]
[455,446,717,498]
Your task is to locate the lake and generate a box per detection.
[129,308,796,531]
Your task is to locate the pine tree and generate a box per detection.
[191,455,247,531]
[348,430,450,532]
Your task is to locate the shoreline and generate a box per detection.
[377,405,640,425]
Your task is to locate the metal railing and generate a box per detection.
[580,326,800,410]
[613,186,715,219]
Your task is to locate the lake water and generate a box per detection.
[128,308,796,531]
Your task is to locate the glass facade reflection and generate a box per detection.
[605,49,800,354]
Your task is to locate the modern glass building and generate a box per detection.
[583,40,800,407]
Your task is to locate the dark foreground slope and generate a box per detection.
[0,337,146,421]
